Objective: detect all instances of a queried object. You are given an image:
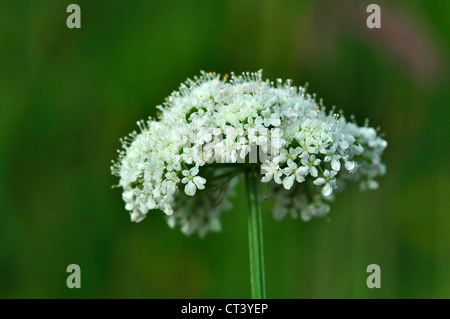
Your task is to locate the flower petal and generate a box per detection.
[322,183,332,196]
[313,177,326,186]
[190,167,199,176]
[345,161,356,171]
[310,166,318,177]
[282,174,295,190]
[274,171,283,184]
[193,176,206,189]
[297,166,309,176]
[146,197,156,209]
[331,159,341,171]
[261,174,273,183]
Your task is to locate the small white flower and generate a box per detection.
[182,167,206,196]
[196,127,213,145]
[313,169,337,197]
[298,153,320,177]
[298,137,317,156]
[261,108,281,127]
[261,159,281,183]
[282,159,297,175]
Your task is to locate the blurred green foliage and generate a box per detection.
[1,0,449,298]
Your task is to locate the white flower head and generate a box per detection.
[112,71,387,236]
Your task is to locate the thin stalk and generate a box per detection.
[244,166,266,299]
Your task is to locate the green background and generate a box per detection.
[1,0,449,298]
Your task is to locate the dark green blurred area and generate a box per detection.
[1,0,449,298]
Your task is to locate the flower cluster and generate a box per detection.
[112,71,387,236]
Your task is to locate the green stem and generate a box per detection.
[244,166,266,299]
